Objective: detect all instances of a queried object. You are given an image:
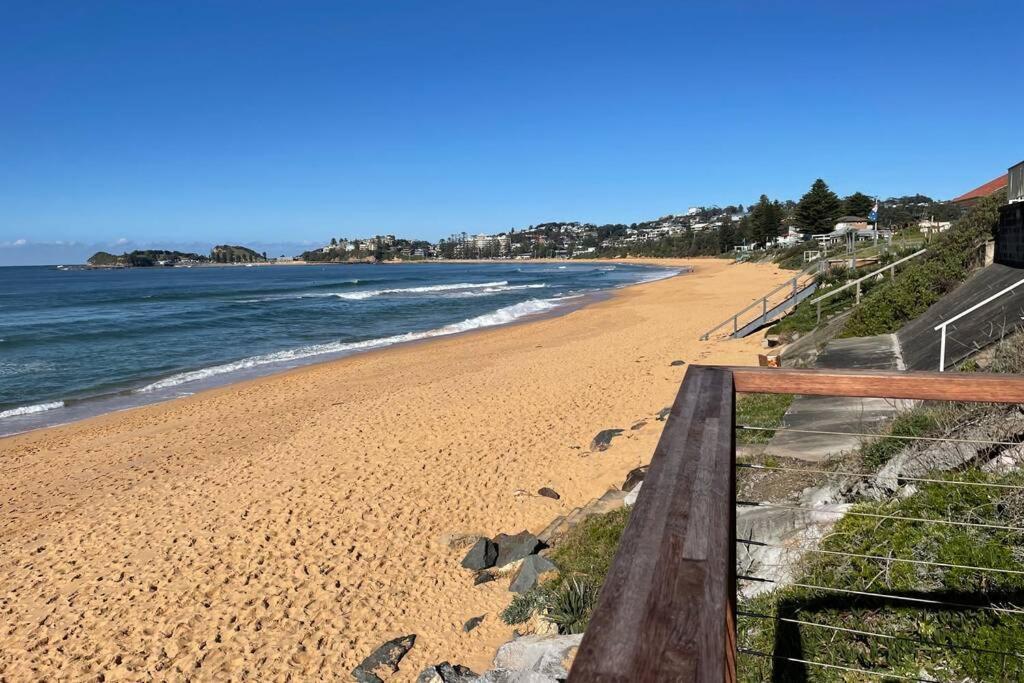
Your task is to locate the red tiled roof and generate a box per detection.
[952,174,1008,203]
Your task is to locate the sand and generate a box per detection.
[0,258,790,681]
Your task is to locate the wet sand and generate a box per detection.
[0,258,790,680]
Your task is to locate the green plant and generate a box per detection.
[860,406,941,468]
[547,577,601,634]
[500,590,546,625]
[840,192,1003,338]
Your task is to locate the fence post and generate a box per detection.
[938,325,947,372]
[856,281,861,304]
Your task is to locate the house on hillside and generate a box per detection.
[952,174,1009,209]
[834,216,869,231]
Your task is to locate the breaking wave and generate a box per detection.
[0,401,65,420]
[136,298,565,393]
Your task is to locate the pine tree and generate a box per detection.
[843,192,874,218]
[795,179,843,234]
[748,194,784,246]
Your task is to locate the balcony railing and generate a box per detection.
[568,366,1024,681]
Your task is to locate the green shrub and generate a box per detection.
[840,193,1003,338]
[546,577,601,634]
[500,590,546,625]
[500,508,631,631]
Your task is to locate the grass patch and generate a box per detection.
[738,471,1024,681]
[736,393,793,445]
[859,406,943,468]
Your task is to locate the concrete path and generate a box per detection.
[761,334,909,461]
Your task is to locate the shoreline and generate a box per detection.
[0,263,680,439]
[0,258,790,679]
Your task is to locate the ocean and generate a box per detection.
[0,261,680,436]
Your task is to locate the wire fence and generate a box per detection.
[734,421,1024,681]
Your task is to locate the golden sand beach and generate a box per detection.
[0,258,790,680]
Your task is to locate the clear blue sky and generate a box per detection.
[2,1,1022,264]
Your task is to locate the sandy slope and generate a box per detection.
[0,258,789,681]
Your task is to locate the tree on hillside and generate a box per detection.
[719,219,739,252]
[795,179,843,234]
[746,194,785,247]
[843,192,874,218]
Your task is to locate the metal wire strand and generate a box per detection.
[738,609,1024,660]
[735,423,1024,448]
[736,538,1024,576]
[738,575,1024,616]
[736,500,1024,534]
[736,462,1024,492]
[737,647,934,681]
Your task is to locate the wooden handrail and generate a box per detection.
[725,365,1024,403]
[570,366,736,682]
[569,365,1024,681]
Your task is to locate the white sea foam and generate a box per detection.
[0,401,65,420]
[136,297,564,393]
[332,281,509,300]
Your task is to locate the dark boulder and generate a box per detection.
[460,537,497,571]
[589,429,624,452]
[352,634,416,683]
[494,531,542,568]
[416,662,478,683]
[463,615,485,632]
[509,554,558,593]
[537,487,560,500]
[622,465,649,493]
[473,571,496,586]
[670,360,686,366]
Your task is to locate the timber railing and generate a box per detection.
[569,365,1024,681]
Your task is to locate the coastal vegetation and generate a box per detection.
[500,507,630,633]
[839,191,1004,337]
[737,471,1024,681]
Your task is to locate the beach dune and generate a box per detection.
[0,259,789,680]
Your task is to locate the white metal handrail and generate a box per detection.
[809,249,927,323]
[934,277,1024,371]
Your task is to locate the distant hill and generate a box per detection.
[210,245,267,263]
[87,249,208,267]
[87,245,269,267]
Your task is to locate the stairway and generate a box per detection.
[700,271,819,340]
